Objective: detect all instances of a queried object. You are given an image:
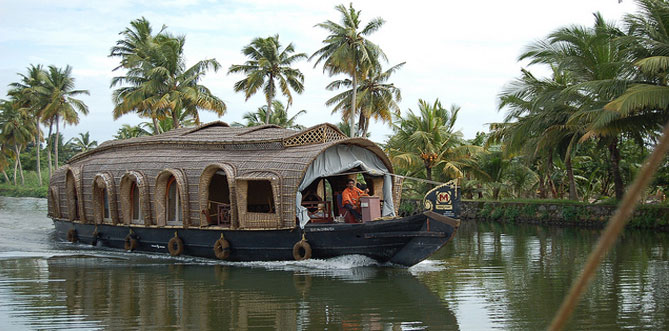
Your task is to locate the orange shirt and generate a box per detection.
[342,186,365,207]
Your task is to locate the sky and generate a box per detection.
[0,0,641,145]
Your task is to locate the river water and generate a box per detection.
[0,196,667,330]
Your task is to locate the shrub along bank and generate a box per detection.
[462,200,669,230]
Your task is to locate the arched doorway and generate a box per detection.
[199,164,236,228]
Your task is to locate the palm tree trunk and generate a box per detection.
[266,98,272,124]
[54,116,60,169]
[493,186,501,200]
[538,173,546,199]
[358,111,368,137]
[425,164,435,189]
[46,120,53,177]
[35,117,42,186]
[546,151,558,199]
[265,75,274,125]
[171,109,180,129]
[152,117,160,135]
[349,73,357,137]
[565,153,578,201]
[608,137,624,200]
[13,144,19,186]
[14,144,24,185]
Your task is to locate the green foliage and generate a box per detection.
[479,203,493,219]
[311,3,387,137]
[490,207,504,220]
[231,100,306,129]
[520,204,537,219]
[503,205,521,222]
[228,34,306,125]
[110,17,226,131]
[0,170,48,198]
[398,199,421,216]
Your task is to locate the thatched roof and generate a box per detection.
[70,122,341,161]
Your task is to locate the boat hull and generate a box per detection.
[52,212,458,267]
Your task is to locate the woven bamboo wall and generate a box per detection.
[47,122,395,230]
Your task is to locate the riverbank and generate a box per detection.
[0,170,50,198]
[461,200,669,230]
[0,183,47,198]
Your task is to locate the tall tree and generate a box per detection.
[326,62,404,137]
[605,0,669,133]
[0,99,35,185]
[111,18,226,131]
[8,64,47,184]
[494,67,584,200]
[41,65,90,169]
[386,99,481,185]
[518,13,632,200]
[311,3,387,137]
[114,124,150,140]
[67,132,98,153]
[228,35,306,124]
[231,100,306,129]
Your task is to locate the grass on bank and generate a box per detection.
[0,170,49,198]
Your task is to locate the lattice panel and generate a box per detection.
[283,126,325,147]
[325,126,346,142]
[283,125,347,147]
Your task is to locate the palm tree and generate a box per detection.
[109,17,167,71]
[605,0,669,133]
[311,3,387,137]
[494,67,584,200]
[0,144,12,183]
[111,18,226,131]
[114,124,150,140]
[0,99,35,185]
[41,65,90,169]
[232,100,306,129]
[386,99,481,185]
[228,35,306,124]
[8,64,47,184]
[67,132,98,153]
[518,13,632,200]
[326,62,404,137]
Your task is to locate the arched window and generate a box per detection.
[130,181,142,223]
[167,176,181,225]
[155,169,189,227]
[199,164,236,228]
[120,171,150,225]
[92,173,117,224]
[65,169,79,221]
[48,186,60,218]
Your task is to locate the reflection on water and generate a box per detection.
[0,196,668,330]
[0,257,458,330]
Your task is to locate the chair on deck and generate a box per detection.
[335,192,356,223]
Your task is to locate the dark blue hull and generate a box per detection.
[52,212,459,266]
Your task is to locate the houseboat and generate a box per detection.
[47,122,459,267]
